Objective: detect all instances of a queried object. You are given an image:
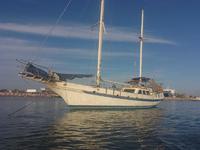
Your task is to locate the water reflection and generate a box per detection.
[1,98,200,149]
[50,108,164,149]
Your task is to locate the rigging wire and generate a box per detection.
[133,50,137,78]
[40,0,73,48]
[102,0,114,81]
[36,0,73,61]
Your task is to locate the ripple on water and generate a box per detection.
[0,98,200,149]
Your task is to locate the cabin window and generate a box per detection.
[142,90,146,95]
[143,91,149,95]
[124,89,135,93]
[146,91,150,95]
[138,90,142,94]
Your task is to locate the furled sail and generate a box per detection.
[19,62,93,82]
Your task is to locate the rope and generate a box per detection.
[8,101,34,117]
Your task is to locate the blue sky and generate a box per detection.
[0,0,200,95]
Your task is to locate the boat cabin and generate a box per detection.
[123,87,151,95]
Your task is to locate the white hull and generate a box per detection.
[18,5,163,109]
[48,82,162,108]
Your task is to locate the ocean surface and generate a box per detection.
[0,97,200,150]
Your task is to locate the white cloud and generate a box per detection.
[0,37,135,62]
[0,22,176,45]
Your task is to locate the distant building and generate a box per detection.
[26,89,37,93]
[40,88,46,91]
[0,89,9,92]
[163,88,176,97]
[196,97,200,100]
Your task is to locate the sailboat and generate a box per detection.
[19,0,164,108]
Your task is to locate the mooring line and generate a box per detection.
[8,101,34,117]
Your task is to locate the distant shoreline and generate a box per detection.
[164,97,200,101]
[0,92,199,101]
[0,92,60,98]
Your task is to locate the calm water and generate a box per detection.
[0,97,200,150]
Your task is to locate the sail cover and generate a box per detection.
[127,77,151,84]
[20,62,93,82]
[55,73,92,80]
[25,63,49,80]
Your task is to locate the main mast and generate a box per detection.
[139,9,144,81]
[96,0,105,87]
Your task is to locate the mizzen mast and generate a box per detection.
[96,0,105,87]
[139,9,144,81]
